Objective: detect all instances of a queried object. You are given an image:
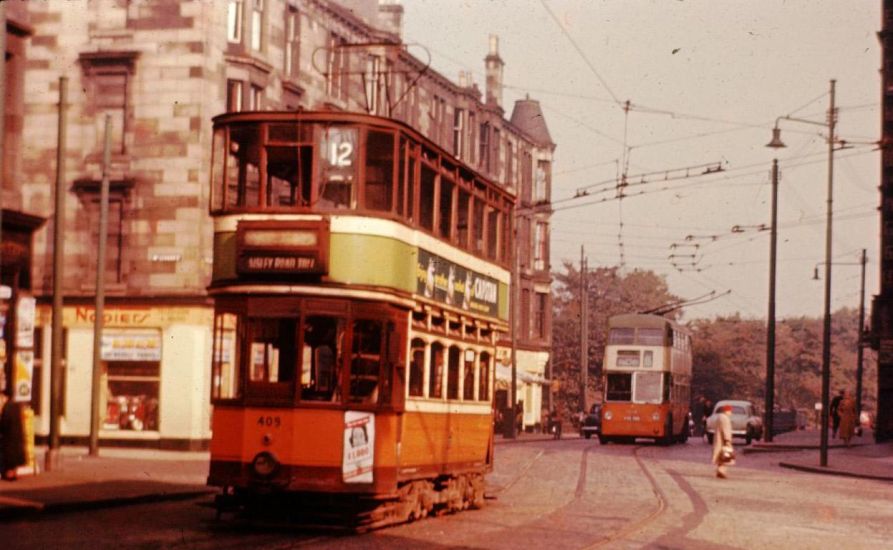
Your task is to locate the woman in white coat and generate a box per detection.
[711,405,735,479]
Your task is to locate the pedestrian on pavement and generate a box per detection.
[548,407,562,439]
[830,389,844,438]
[837,389,857,446]
[0,393,27,481]
[711,404,735,479]
[702,399,714,440]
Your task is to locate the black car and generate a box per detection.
[581,404,602,439]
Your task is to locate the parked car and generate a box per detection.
[705,400,763,445]
[581,404,602,439]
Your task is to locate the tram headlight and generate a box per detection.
[652,412,661,422]
[604,410,613,421]
[252,451,279,477]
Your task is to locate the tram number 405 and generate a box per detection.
[257,416,282,428]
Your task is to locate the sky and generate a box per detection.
[400,0,881,320]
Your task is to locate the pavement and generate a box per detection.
[0,427,889,522]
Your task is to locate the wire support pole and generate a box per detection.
[856,248,867,426]
[819,79,836,468]
[765,159,779,442]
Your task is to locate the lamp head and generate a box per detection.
[766,127,786,149]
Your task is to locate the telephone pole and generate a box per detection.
[580,247,588,415]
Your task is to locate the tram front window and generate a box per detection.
[301,316,344,402]
[247,318,297,384]
[606,373,632,401]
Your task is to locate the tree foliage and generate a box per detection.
[549,262,876,420]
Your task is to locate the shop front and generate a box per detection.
[33,303,213,450]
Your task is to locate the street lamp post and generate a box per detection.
[765,159,779,442]
[767,79,836,467]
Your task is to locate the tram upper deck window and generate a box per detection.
[226,125,262,209]
[439,175,455,239]
[486,207,500,260]
[301,316,344,402]
[365,131,394,212]
[457,188,470,248]
[318,126,358,209]
[472,198,484,253]
[609,327,635,345]
[349,319,383,404]
[419,163,436,231]
[638,328,665,346]
[247,317,297,386]
[212,312,240,401]
[606,373,632,401]
[266,145,312,207]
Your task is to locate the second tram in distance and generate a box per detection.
[599,314,692,445]
[205,111,512,528]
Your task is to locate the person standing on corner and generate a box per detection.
[837,389,857,447]
[0,392,27,481]
[829,389,844,438]
[711,404,735,479]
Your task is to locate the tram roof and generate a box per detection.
[608,313,687,333]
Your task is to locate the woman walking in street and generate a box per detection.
[837,389,857,447]
[711,404,735,479]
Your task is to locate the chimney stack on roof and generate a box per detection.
[485,34,504,109]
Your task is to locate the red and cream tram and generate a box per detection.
[206,111,512,528]
[599,314,692,445]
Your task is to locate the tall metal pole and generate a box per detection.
[580,248,588,416]
[856,248,867,427]
[819,79,836,468]
[508,212,518,438]
[765,159,779,442]
[89,115,112,456]
[0,3,7,293]
[46,76,68,471]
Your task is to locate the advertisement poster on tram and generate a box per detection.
[342,411,375,483]
[417,249,499,316]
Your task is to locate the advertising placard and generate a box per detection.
[13,350,33,402]
[16,295,36,348]
[416,249,500,316]
[342,411,375,483]
[101,330,163,362]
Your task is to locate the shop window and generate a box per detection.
[446,346,460,400]
[301,316,344,402]
[428,342,444,399]
[349,319,383,404]
[478,351,490,401]
[364,131,394,212]
[409,339,425,397]
[419,163,436,231]
[606,373,632,401]
[318,126,357,209]
[439,176,454,239]
[463,350,475,400]
[266,145,312,207]
[248,318,297,384]
[212,313,241,400]
[103,361,160,432]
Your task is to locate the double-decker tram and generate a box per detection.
[598,314,692,445]
[206,111,511,529]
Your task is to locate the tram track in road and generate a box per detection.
[581,444,668,549]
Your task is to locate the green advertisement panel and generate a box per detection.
[416,249,499,317]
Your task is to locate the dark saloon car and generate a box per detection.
[581,404,602,439]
